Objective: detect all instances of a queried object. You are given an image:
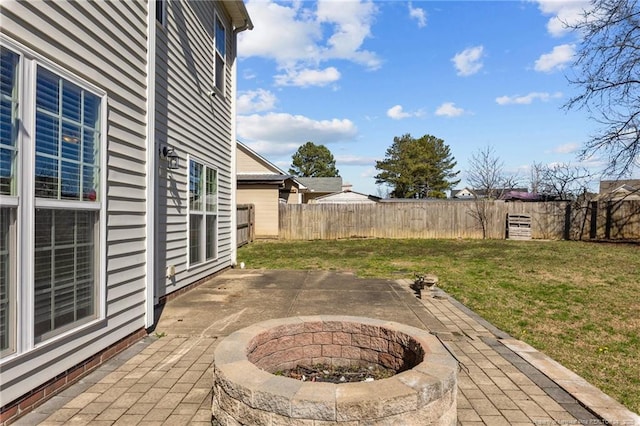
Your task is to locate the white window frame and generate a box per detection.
[187,157,219,269]
[0,207,17,358]
[0,44,21,358]
[0,36,107,361]
[213,11,227,96]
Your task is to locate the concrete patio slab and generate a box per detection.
[13,269,639,425]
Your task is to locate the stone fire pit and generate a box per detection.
[212,316,457,425]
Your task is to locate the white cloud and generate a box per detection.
[552,142,580,154]
[534,1,590,37]
[274,67,341,87]
[336,155,378,166]
[244,141,301,157]
[237,113,358,148]
[274,160,292,170]
[535,44,575,72]
[408,2,427,28]
[237,89,277,114]
[238,1,321,67]
[386,105,424,120]
[242,69,257,80]
[387,105,410,120]
[360,167,378,178]
[316,0,381,69]
[495,91,563,105]
[239,0,381,79]
[435,102,464,117]
[452,46,484,77]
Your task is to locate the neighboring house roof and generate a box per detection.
[596,179,640,200]
[500,191,546,201]
[237,174,291,185]
[380,198,451,203]
[451,187,529,199]
[450,188,475,198]
[236,141,306,189]
[313,190,380,204]
[599,179,640,194]
[296,177,343,193]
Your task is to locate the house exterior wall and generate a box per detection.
[0,0,248,416]
[155,1,237,297]
[236,142,288,236]
[237,186,279,238]
[1,0,148,406]
[281,181,302,204]
[237,146,274,174]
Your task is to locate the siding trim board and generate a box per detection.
[146,0,158,320]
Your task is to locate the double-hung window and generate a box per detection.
[189,159,218,266]
[0,39,105,356]
[33,66,102,342]
[214,14,226,94]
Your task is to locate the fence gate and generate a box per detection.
[237,204,255,247]
[507,214,532,240]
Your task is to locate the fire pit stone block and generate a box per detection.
[213,315,457,425]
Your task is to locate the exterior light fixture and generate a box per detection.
[160,145,180,170]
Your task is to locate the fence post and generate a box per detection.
[249,204,255,242]
[563,203,571,240]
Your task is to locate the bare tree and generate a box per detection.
[466,146,520,238]
[466,146,509,199]
[530,162,545,194]
[537,163,595,200]
[565,0,640,177]
[531,162,596,240]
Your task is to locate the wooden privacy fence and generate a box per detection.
[237,204,255,247]
[278,200,640,241]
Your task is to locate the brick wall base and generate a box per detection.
[0,328,148,425]
[1,266,230,425]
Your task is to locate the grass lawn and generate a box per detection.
[238,239,640,414]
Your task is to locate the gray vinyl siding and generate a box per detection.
[0,0,148,404]
[155,1,235,296]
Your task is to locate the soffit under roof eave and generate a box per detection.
[223,1,254,31]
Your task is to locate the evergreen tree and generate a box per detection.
[289,142,340,177]
[374,134,460,198]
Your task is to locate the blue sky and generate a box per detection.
[236,0,611,196]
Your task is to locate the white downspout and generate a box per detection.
[231,21,253,266]
[145,1,157,328]
[230,49,238,266]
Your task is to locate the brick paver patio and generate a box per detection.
[14,270,639,425]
